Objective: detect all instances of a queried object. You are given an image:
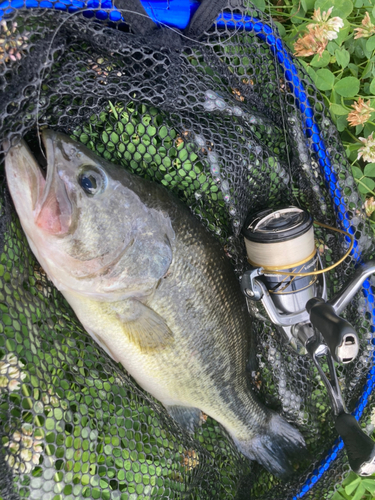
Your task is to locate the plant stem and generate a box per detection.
[355,177,375,196]
[347,129,361,142]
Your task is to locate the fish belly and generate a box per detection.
[62,286,306,479]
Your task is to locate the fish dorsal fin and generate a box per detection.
[117,300,174,353]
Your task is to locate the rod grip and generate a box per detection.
[306,298,359,363]
[335,413,375,476]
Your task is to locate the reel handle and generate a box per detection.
[306,298,359,364]
[335,413,375,476]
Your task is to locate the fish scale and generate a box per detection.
[5,128,306,478]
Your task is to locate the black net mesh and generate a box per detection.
[0,1,374,499]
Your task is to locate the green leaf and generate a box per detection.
[348,63,359,78]
[336,19,351,46]
[361,60,373,80]
[336,114,348,131]
[356,123,364,136]
[352,483,366,500]
[364,122,375,136]
[250,0,265,11]
[334,77,360,97]
[331,490,351,500]
[370,77,375,95]
[306,66,317,84]
[355,0,363,6]
[315,68,335,90]
[364,164,375,177]
[335,48,350,69]
[327,41,340,55]
[349,150,359,161]
[290,3,306,23]
[353,37,370,59]
[347,142,360,152]
[311,51,330,67]
[345,144,360,162]
[362,478,375,494]
[342,472,361,488]
[108,101,118,120]
[358,177,375,194]
[330,103,348,115]
[362,37,373,59]
[330,88,338,103]
[301,0,315,8]
[314,0,353,18]
[367,35,375,53]
[352,166,363,179]
[274,21,286,38]
[344,477,361,496]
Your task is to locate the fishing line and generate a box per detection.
[34,3,243,160]
[35,7,89,160]
[252,221,354,276]
[265,2,299,208]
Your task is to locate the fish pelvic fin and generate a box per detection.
[232,413,307,478]
[118,300,174,353]
[165,405,204,434]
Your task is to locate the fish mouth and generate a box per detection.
[33,130,73,235]
[5,130,73,236]
[4,135,46,220]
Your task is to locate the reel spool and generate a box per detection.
[241,206,375,477]
[243,206,317,315]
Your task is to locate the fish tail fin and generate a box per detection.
[232,413,307,478]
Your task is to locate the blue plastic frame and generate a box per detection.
[0,0,373,496]
[0,0,200,27]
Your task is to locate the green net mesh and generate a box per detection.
[0,2,374,499]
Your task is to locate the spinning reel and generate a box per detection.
[241,206,375,476]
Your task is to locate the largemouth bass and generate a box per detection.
[5,130,306,477]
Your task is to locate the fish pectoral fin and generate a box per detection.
[165,405,204,434]
[118,300,174,353]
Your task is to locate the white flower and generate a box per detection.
[364,197,375,217]
[295,25,328,58]
[0,353,26,392]
[354,12,375,39]
[307,7,344,41]
[348,98,375,127]
[295,6,344,58]
[358,132,375,163]
[4,424,43,473]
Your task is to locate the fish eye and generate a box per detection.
[78,167,107,196]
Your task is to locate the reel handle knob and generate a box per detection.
[306,298,359,364]
[335,413,375,476]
